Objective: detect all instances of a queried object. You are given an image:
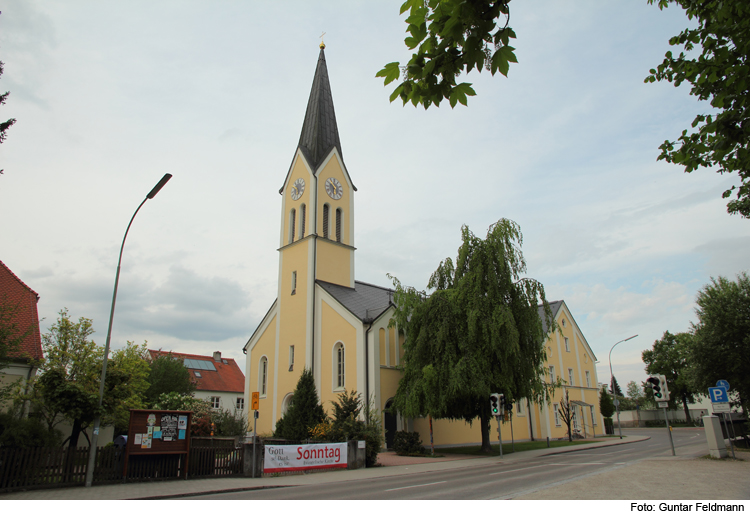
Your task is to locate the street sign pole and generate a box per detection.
[497,415,503,458]
[253,411,258,477]
[251,391,260,477]
[663,407,676,456]
[721,413,736,460]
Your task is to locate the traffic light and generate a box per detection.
[490,394,501,416]
[499,394,506,408]
[647,375,669,402]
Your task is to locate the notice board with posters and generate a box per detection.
[124,409,193,479]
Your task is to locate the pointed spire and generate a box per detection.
[297,48,343,173]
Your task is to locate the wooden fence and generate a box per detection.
[0,443,243,492]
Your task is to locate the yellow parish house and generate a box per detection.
[243,46,604,448]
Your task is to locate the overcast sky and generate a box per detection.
[1,1,748,393]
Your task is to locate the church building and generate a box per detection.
[244,45,604,448]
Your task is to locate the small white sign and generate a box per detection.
[358,440,366,449]
[657,401,669,408]
[713,402,730,413]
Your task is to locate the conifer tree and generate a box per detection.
[274,368,325,442]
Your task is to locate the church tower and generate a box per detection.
[276,42,356,376]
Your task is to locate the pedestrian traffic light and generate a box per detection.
[490,394,501,416]
[647,375,669,402]
[499,394,506,408]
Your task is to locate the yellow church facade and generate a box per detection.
[243,47,604,448]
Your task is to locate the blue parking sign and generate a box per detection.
[709,386,728,403]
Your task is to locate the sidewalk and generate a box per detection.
[1,435,649,500]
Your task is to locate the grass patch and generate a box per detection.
[434,439,601,457]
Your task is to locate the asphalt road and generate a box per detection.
[181,428,707,500]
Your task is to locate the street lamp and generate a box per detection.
[608,334,638,440]
[84,173,172,488]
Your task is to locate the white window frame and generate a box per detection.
[585,370,591,388]
[210,396,221,409]
[259,356,268,397]
[516,398,525,416]
[291,271,297,295]
[236,397,244,410]
[564,337,570,352]
[289,345,294,371]
[568,368,574,386]
[553,404,561,426]
[549,365,555,384]
[300,203,306,238]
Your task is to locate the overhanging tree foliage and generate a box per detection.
[690,272,750,416]
[389,219,555,452]
[645,0,750,218]
[377,0,517,109]
[0,60,16,175]
[642,330,698,421]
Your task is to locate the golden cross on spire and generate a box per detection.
[319,31,326,49]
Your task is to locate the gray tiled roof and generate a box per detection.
[317,280,394,322]
[538,300,563,335]
[297,48,343,174]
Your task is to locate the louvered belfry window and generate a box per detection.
[300,204,306,238]
[289,208,296,243]
[335,208,342,242]
[323,204,329,238]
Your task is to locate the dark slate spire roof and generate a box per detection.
[297,48,343,174]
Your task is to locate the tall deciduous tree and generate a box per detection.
[390,219,554,453]
[144,353,195,406]
[690,272,750,416]
[645,0,750,218]
[557,389,574,442]
[377,0,517,109]
[642,331,697,422]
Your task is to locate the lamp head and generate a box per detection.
[147,173,172,199]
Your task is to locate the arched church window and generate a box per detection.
[259,356,268,396]
[335,343,345,388]
[323,204,329,238]
[300,203,306,238]
[289,208,296,244]
[335,208,342,243]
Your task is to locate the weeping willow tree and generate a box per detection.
[389,219,555,452]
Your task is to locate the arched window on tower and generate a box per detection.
[289,208,296,244]
[323,204,330,238]
[300,203,306,238]
[335,208,342,243]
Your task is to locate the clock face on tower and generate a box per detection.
[290,178,305,200]
[325,177,343,200]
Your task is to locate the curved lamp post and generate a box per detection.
[85,173,172,488]
[608,334,638,439]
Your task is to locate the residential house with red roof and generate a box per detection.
[148,350,245,415]
[0,260,44,415]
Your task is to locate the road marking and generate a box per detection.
[488,465,547,476]
[548,462,605,466]
[385,481,447,492]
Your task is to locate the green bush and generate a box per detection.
[0,412,62,448]
[274,368,326,443]
[213,408,249,437]
[393,431,424,455]
[307,390,383,467]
